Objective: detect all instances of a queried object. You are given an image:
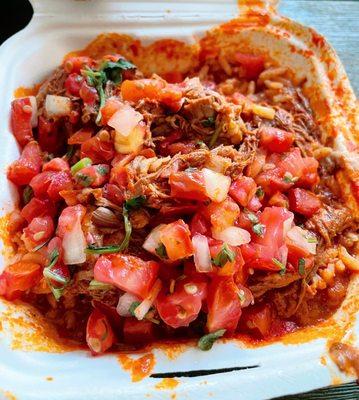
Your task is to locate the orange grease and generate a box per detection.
[46,377,53,381]
[117,353,155,382]
[155,378,179,390]
[0,390,17,400]
[13,84,41,98]
[0,213,15,260]
[0,301,78,353]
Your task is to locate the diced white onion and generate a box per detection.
[45,95,72,118]
[203,168,231,203]
[142,224,166,255]
[277,245,288,267]
[28,96,38,127]
[237,284,254,308]
[116,292,140,317]
[286,226,316,255]
[213,226,251,246]
[108,104,143,137]
[283,214,294,238]
[62,218,87,264]
[192,234,212,273]
[134,279,162,320]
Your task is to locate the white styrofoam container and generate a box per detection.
[0,1,358,399]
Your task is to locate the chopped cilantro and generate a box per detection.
[22,186,33,205]
[198,329,226,351]
[101,58,136,84]
[76,172,94,187]
[212,244,235,267]
[272,258,286,275]
[124,195,146,211]
[155,243,168,259]
[129,301,141,317]
[283,173,299,184]
[96,165,109,176]
[247,213,259,225]
[252,223,265,237]
[256,186,264,198]
[201,116,215,128]
[298,258,306,276]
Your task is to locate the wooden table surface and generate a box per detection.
[279,0,359,94]
[274,2,358,398]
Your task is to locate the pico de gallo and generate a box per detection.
[1,48,357,354]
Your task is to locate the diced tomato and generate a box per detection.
[79,81,98,105]
[162,71,183,83]
[109,164,128,189]
[63,56,94,73]
[23,215,55,248]
[210,245,242,277]
[75,164,109,188]
[206,277,242,334]
[68,128,93,145]
[233,248,248,285]
[158,130,183,155]
[46,261,70,289]
[268,192,289,208]
[43,157,70,172]
[241,303,272,337]
[94,254,159,298]
[298,157,319,188]
[246,148,267,178]
[237,210,254,231]
[159,204,199,218]
[0,261,41,300]
[64,73,85,96]
[259,127,294,153]
[30,171,73,201]
[121,79,183,112]
[242,207,293,271]
[47,236,64,262]
[81,134,115,164]
[247,195,262,212]
[190,212,212,236]
[7,141,42,186]
[156,276,207,329]
[169,170,207,201]
[288,188,322,217]
[101,97,123,125]
[160,220,193,261]
[86,308,115,354]
[102,183,125,205]
[10,98,34,146]
[235,52,265,80]
[277,148,305,179]
[123,318,156,345]
[203,197,240,234]
[255,167,293,196]
[20,197,56,223]
[166,141,197,156]
[229,176,257,207]
[57,204,86,237]
[37,116,64,154]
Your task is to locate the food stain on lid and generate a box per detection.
[117,353,155,382]
[0,389,17,400]
[155,377,179,390]
[0,301,79,353]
